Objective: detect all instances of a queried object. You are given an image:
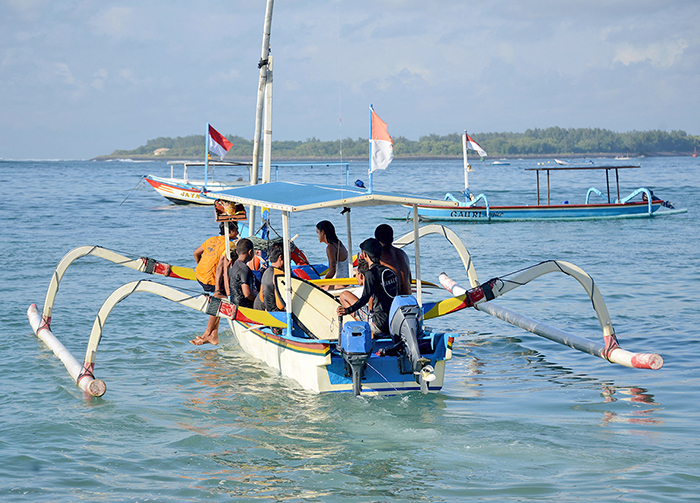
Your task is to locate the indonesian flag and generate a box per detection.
[464,133,487,157]
[208,125,233,160]
[370,106,393,173]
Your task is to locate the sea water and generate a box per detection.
[0,157,699,502]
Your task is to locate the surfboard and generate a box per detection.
[275,275,352,340]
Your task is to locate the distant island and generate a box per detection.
[94,127,700,161]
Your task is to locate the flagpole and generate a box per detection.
[249,0,274,237]
[462,130,469,197]
[368,104,373,194]
[205,122,210,191]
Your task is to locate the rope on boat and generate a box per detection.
[119,175,146,206]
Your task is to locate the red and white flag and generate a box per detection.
[464,133,487,158]
[208,125,233,160]
[370,107,393,173]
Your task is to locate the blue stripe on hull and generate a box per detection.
[417,201,663,221]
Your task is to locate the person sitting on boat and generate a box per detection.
[339,256,370,309]
[229,238,259,309]
[642,189,674,209]
[191,222,239,346]
[316,220,349,286]
[375,224,412,295]
[254,244,285,312]
[337,238,398,336]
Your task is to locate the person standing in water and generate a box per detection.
[191,222,238,346]
[316,220,349,281]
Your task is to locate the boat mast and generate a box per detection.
[262,56,273,183]
[462,130,469,197]
[368,104,374,194]
[249,0,274,236]
[204,122,211,191]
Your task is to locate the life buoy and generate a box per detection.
[290,245,310,265]
[293,268,311,280]
[247,252,262,271]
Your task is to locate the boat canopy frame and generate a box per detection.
[211,181,459,336]
[524,165,641,206]
[167,161,252,183]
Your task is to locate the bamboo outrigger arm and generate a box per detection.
[39,246,195,326]
[393,224,480,288]
[29,279,285,397]
[439,261,663,370]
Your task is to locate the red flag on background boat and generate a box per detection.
[370,106,393,173]
[465,134,487,157]
[208,125,233,160]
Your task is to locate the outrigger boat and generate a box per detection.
[145,161,252,205]
[145,160,351,205]
[26,0,664,397]
[28,180,664,398]
[408,134,685,222]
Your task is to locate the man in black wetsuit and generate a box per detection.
[337,238,398,336]
[254,244,285,312]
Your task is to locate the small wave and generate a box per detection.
[102,158,156,163]
[0,158,86,162]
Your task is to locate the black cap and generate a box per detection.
[359,238,382,258]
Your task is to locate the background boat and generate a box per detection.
[144,161,252,205]
[410,164,685,222]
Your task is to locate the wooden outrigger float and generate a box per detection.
[28,184,663,398]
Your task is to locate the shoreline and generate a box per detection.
[91,152,691,162]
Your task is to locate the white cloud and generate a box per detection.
[206,68,242,86]
[613,39,689,68]
[118,68,137,85]
[91,69,108,90]
[89,6,133,39]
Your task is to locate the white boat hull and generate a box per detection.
[228,319,450,395]
[145,175,246,205]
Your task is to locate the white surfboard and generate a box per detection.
[275,275,353,340]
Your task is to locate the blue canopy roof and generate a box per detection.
[211,181,457,212]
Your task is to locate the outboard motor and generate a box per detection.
[340,321,373,396]
[389,295,435,393]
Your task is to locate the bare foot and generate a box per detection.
[189,334,218,346]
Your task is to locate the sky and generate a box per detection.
[1,0,698,159]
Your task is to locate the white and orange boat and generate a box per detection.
[145,161,251,205]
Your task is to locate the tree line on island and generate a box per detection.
[104,127,700,160]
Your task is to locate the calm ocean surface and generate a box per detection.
[1,156,699,502]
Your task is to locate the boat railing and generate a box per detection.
[620,188,653,215]
[585,186,653,214]
[585,187,606,204]
[444,192,491,220]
